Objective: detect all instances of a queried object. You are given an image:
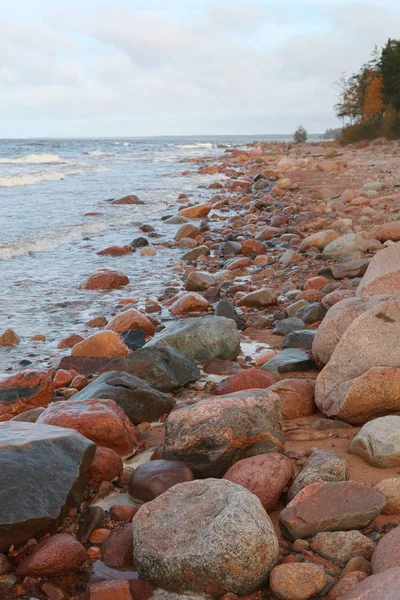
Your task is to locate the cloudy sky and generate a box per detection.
[1,0,400,137]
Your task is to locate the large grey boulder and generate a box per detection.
[0,422,95,551]
[132,479,279,596]
[71,371,175,424]
[145,316,240,363]
[349,416,400,467]
[104,346,200,392]
[315,299,400,424]
[163,389,284,477]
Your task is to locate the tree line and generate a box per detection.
[335,39,400,143]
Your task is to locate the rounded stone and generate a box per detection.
[16,533,87,577]
[129,460,194,502]
[375,479,400,514]
[87,447,123,485]
[270,563,326,600]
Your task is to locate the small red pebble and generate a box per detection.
[89,529,111,544]
[87,547,101,560]
[71,375,88,391]
[40,581,68,600]
[110,505,142,522]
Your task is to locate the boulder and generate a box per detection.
[223,453,294,510]
[0,329,20,347]
[132,479,279,596]
[287,450,349,502]
[312,296,390,367]
[182,245,210,261]
[16,533,87,577]
[129,460,194,502]
[82,269,129,290]
[310,531,375,564]
[270,563,326,600]
[106,309,155,336]
[371,525,400,574]
[357,242,400,296]
[336,567,400,599]
[323,234,366,259]
[169,292,209,316]
[274,317,305,336]
[185,271,216,291]
[300,230,339,252]
[238,288,277,308]
[70,371,175,424]
[261,349,315,378]
[163,389,284,477]
[212,368,277,395]
[179,203,212,218]
[315,299,400,424]
[71,331,130,359]
[145,316,240,363]
[269,379,316,419]
[0,422,95,551]
[280,481,385,541]
[105,346,200,392]
[112,194,144,205]
[349,416,400,467]
[175,224,200,241]
[38,398,138,457]
[87,447,123,485]
[0,371,53,421]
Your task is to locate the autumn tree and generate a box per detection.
[362,74,383,121]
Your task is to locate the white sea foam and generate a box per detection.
[0,153,65,164]
[0,166,108,188]
[85,150,114,156]
[168,143,213,149]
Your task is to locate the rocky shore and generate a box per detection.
[2,138,400,599]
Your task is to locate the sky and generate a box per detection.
[1,0,400,137]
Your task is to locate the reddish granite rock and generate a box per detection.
[38,398,138,457]
[321,288,356,309]
[238,288,277,308]
[179,203,211,218]
[97,246,133,256]
[375,479,400,514]
[295,289,325,303]
[327,572,369,600]
[357,243,400,297]
[82,270,129,291]
[111,194,144,205]
[54,356,112,376]
[0,371,53,421]
[367,222,400,242]
[300,230,339,252]
[86,316,108,328]
[280,481,385,541]
[371,525,400,574]
[53,369,75,389]
[89,579,132,600]
[223,453,294,510]
[0,329,20,347]
[71,331,130,359]
[129,459,194,502]
[87,447,123,485]
[169,292,209,316]
[57,334,84,349]
[16,534,86,577]
[213,368,277,395]
[257,226,283,240]
[203,358,242,375]
[226,257,252,271]
[269,379,316,419]
[101,523,134,569]
[106,309,155,336]
[337,567,400,599]
[175,224,200,241]
[163,389,284,477]
[185,271,216,291]
[304,276,331,290]
[241,239,268,255]
[270,563,326,600]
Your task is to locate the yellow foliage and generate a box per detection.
[363,75,384,120]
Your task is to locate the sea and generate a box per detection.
[0,135,320,372]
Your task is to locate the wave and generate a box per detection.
[0,153,65,164]
[0,166,108,188]
[168,143,213,149]
[84,150,114,156]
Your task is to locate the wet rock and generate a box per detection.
[0,422,95,551]
[349,416,400,467]
[223,452,294,510]
[112,194,144,205]
[129,460,194,502]
[101,523,134,569]
[146,316,240,363]
[261,349,315,377]
[97,245,133,256]
[296,302,327,324]
[130,236,149,248]
[90,578,132,599]
[221,240,242,255]
[77,506,106,545]
[375,479,400,514]
[16,533,86,577]
[270,563,326,600]
[121,329,146,351]
[169,292,209,315]
[132,479,279,596]
[0,370,53,421]
[282,330,316,350]
[280,481,385,541]
[357,242,400,296]
[274,317,305,336]
[87,447,123,485]
[71,331,130,359]
[213,368,277,395]
[287,450,349,502]
[185,271,216,291]
[269,379,316,419]
[238,288,277,308]
[71,371,175,425]
[315,299,400,424]
[180,202,211,218]
[0,329,20,347]
[89,351,191,400]
[107,309,155,336]
[310,531,375,564]
[82,270,129,290]
[182,245,210,261]
[163,389,283,477]
[55,356,112,376]
[165,215,188,224]
[38,398,138,457]
[215,300,244,329]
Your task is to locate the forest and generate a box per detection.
[336,38,400,143]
